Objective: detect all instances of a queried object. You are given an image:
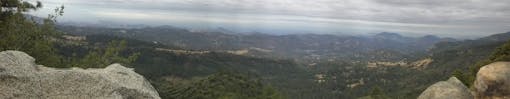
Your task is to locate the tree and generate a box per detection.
[1,0,137,68]
[462,40,510,87]
[71,40,140,68]
[0,0,64,66]
[1,0,42,20]
[364,86,390,99]
[451,69,474,86]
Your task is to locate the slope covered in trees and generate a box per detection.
[54,34,305,99]
[423,32,510,86]
[54,25,510,99]
[57,34,444,98]
[155,72,286,99]
[2,1,288,99]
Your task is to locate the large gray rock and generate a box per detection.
[474,62,510,99]
[0,50,161,99]
[417,77,473,99]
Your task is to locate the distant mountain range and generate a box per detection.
[57,25,454,62]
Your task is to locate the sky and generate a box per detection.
[28,0,510,38]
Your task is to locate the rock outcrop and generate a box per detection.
[418,61,510,99]
[474,62,510,99]
[0,51,160,99]
[417,77,473,99]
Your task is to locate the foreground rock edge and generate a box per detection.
[419,61,510,99]
[0,50,161,99]
[417,77,473,99]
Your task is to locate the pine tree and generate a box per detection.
[72,40,140,68]
[0,0,64,66]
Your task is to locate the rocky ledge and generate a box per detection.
[0,51,160,99]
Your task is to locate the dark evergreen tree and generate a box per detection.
[0,0,64,66]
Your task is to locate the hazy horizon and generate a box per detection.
[28,0,510,39]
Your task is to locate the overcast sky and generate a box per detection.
[28,0,510,38]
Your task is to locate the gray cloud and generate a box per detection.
[30,0,510,38]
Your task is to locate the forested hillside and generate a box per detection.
[50,33,412,98]
[423,32,510,86]
[54,25,510,98]
[54,35,307,99]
